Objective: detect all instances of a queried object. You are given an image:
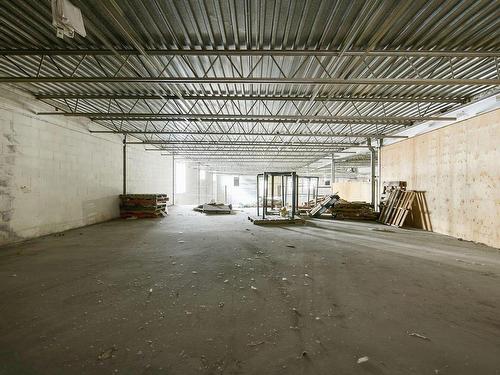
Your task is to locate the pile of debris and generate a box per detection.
[194,202,232,214]
[329,199,378,220]
[309,194,340,218]
[119,194,168,218]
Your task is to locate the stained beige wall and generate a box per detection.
[381,108,500,248]
[332,181,371,202]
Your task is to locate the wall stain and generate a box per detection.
[0,121,19,245]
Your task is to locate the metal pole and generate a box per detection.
[291,173,297,218]
[271,175,274,210]
[378,139,383,211]
[263,173,267,219]
[314,177,319,204]
[197,163,200,204]
[172,154,175,205]
[296,174,299,215]
[122,135,127,195]
[330,153,335,191]
[256,174,260,216]
[281,175,285,208]
[307,178,311,208]
[368,139,376,208]
[284,176,288,207]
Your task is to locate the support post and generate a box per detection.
[256,174,260,216]
[284,176,288,207]
[197,162,201,204]
[263,173,268,219]
[307,177,311,208]
[330,153,335,191]
[172,154,175,205]
[368,138,376,208]
[291,172,297,218]
[281,175,285,208]
[271,175,274,209]
[122,134,127,195]
[377,139,383,211]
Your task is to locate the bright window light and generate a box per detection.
[200,169,206,180]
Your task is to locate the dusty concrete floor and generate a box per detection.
[0,206,499,375]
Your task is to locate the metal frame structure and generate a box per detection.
[298,176,320,209]
[1,0,499,174]
[257,172,298,220]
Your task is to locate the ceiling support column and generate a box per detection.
[368,138,376,208]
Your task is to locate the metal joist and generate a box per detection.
[1,49,499,58]
[41,112,454,123]
[1,77,498,85]
[34,93,466,103]
[88,130,407,139]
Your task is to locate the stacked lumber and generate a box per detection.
[330,200,378,220]
[378,190,416,227]
[119,194,168,218]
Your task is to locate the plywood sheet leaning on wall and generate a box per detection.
[381,108,500,248]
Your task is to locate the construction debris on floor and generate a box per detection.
[194,202,232,214]
[329,200,378,220]
[248,215,305,225]
[119,194,168,218]
[309,194,340,217]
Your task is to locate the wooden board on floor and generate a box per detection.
[248,215,305,225]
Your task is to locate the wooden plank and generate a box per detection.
[396,191,417,227]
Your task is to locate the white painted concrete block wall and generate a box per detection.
[0,88,172,245]
[174,163,216,205]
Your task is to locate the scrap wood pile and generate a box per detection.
[378,189,416,227]
[309,194,340,217]
[329,199,378,220]
[194,202,232,214]
[119,194,168,218]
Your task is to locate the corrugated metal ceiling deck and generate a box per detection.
[0,0,499,173]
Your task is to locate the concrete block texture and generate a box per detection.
[0,88,173,246]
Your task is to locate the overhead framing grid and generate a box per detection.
[0,0,499,174]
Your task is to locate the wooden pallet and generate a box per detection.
[119,194,169,219]
[378,190,416,227]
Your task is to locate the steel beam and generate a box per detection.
[43,112,454,123]
[2,77,498,85]
[89,130,407,138]
[141,147,362,151]
[167,155,322,160]
[2,49,499,57]
[128,141,365,146]
[35,93,465,103]
[189,160,312,163]
[146,148,356,153]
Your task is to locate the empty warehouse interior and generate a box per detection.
[0,1,499,374]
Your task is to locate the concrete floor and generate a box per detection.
[0,206,499,375]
